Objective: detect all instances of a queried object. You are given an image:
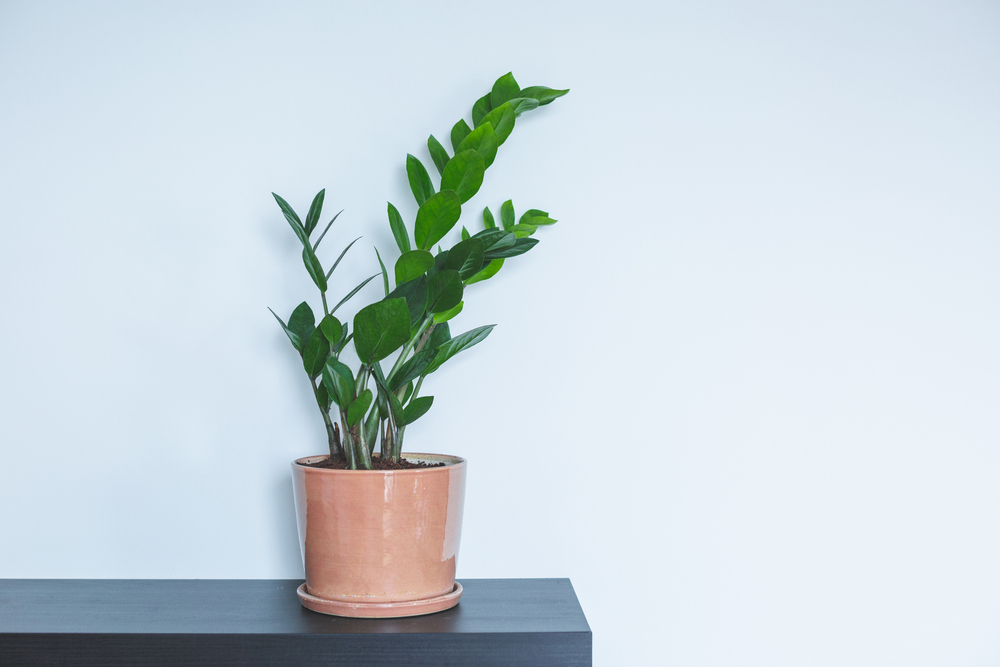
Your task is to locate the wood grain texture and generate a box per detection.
[0,578,591,666]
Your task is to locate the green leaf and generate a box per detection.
[518,85,569,106]
[331,273,379,314]
[472,92,492,127]
[425,324,495,374]
[483,207,496,229]
[441,150,485,204]
[450,119,472,153]
[461,226,470,241]
[347,388,373,426]
[426,322,451,351]
[364,402,380,452]
[375,247,389,297]
[414,190,462,251]
[479,103,515,145]
[304,189,325,235]
[472,227,516,254]
[353,298,411,363]
[312,209,343,251]
[433,300,463,324]
[268,308,303,352]
[520,215,556,226]
[316,381,332,411]
[287,301,316,349]
[325,236,361,280]
[457,122,498,169]
[394,250,434,285]
[387,202,411,254]
[387,275,428,326]
[507,97,540,117]
[484,237,538,259]
[389,348,436,391]
[500,200,515,230]
[464,258,504,285]
[426,269,464,313]
[509,223,538,237]
[302,328,330,378]
[444,237,485,280]
[519,209,551,222]
[319,314,343,346]
[403,396,434,425]
[406,154,435,207]
[323,358,355,407]
[301,245,327,292]
[387,385,405,425]
[427,135,450,177]
[491,72,520,108]
[272,193,309,248]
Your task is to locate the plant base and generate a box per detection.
[296,582,463,618]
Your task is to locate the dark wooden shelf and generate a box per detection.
[0,578,591,666]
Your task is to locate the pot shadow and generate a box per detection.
[273,473,305,577]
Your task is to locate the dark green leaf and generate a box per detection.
[472,227,516,254]
[464,258,504,285]
[387,385,405,425]
[388,348,436,391]
[426,322,451,351]
[441,150,485,204]
[450,119,472,153]
[287,301,316,349]
[457,122,498,169]
[491,72,520,108]
[394,250,434,285]
[325,236,361,280]
[483,207,496,229]
[425,324,495,374]
[480,103,515,145]
[353,298,411,363]
[461,226,470,241]
[331,273,379,313]
[444,237,485,280]
[301,245,327,292]
[387,203,411,254]
[312,209,343,251]
[472,92,492,127]
[414,190,462,251]
[387,275,428,326]
[323,358,355,407]
[272,192,309,248]
[363,401,380,452]
[268,308,303,352]
[403,396,434,425]
[319,314,343,346]
[433,300,463,323]
[375,247,389,296]
[484,237,538,259]
[347,388,373,426]
[406,154,435,207]
[304,189,325,235]
[500,200,515,230]
[426,269,464,313]
[316,381,332,411]
[427,135,450,177]
[517,85,569,106]
[302,328,330,378]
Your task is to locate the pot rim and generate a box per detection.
[292,452,466,473]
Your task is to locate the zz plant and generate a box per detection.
[269,73,568,469]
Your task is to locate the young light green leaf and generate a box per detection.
[520,215,557,226]
[479,103,515,145]
[375,247,389,297]
[456,122,498,169]
[272,192,309,248]
[331,273,379,313]
[268,308,304,352]
[312,209,343,251]
[450,119,472,153]
[427,135,450,177]
[323,358,356,407]
[353,298,411,363]
[414,190,462,251]
[425,324,496,374]
[433,300,463,324]
[301,244,327,292]
[461,226,470,241]
[426,269,464,313]
[472,92,492,127]
[302,328,330,378]
[441,150,485,204]
[319,314,343,346]
[406,154,435,207]
[520,208,548,220]
[507,97,540,117]
[483,237,538,259]
[304,189,325,235]
[464,258,504,285]
[387,274,429,326]
[444,237,485,280]
[388,348,436,391]
[347,388,373,426]
[324,236,362,280]
[500,200,515,230]
[483,206,496,229]
[385,202,411,254]
[509,223,538,237]
[517,85,569,106]
[491,72,520,108]
[403,396,434,425]
[394,250,434,285]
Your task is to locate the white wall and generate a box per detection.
[1,1,998,664]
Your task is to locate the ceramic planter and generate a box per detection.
[290,453,467,618]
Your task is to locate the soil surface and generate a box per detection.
[302,454,446,470]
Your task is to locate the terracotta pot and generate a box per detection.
[290,453,467,618]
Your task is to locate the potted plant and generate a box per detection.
[269,72,568,618]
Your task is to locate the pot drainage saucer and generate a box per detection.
[297,582,463,618]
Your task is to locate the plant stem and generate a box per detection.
[311,379,341,458]
[386,315,432,382]
[393,374,425,461]
[321,292,329,316]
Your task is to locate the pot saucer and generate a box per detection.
[297,582,463,618]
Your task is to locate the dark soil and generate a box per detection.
[302,454,446,470]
